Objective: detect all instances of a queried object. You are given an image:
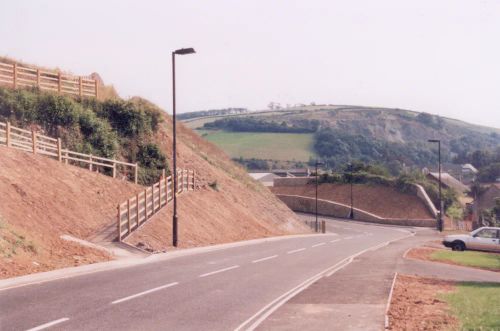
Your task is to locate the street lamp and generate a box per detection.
[428,139,443,232]
[347,163,354,220]
[172,47,196,247]
[315,161,325,232]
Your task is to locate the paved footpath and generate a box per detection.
[258,216,499,331]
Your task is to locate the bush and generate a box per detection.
[136,144,169,185]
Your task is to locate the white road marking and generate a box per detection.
[199,265,239,278]
[252,255,278,263]
[344,236,353,240]
[287,248,306,254]
[311,242,326,248]
[25,318,70,331]
[330,239,341,243]
[235,232,416,331]
[111,282,178,304]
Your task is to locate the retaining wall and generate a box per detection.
[277,194,437,227]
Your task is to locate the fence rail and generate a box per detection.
[0,60,98,98]
[0,121,138,183]
[117,170,195,241]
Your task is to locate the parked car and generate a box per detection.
[442,227,500,252]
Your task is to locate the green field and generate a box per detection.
[442,282,500,330]
[197,130,316,161]
[430,250,500,271]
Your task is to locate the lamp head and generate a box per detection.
[174,48,196,55]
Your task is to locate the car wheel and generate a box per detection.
[452,241,465,251]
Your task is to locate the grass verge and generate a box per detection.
[441,282,500,330]
[430,250,500,271]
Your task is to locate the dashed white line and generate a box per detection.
[344,236,353,240]
[330,239,341,243]
[252,255,278,263]
[199,265,239,278]
[111,282,179,304]
[25,318,70,331]
[287,248,306,254]
[311,242,326,248]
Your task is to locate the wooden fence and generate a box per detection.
[0,121,138,183]
[0,60,98,98]
[117,169,195,241]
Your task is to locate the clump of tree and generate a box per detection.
[0,86,167,185]
[480,198,500,227]
[415,112,444,129]
[178,108,248,120]
[204,117,319,133]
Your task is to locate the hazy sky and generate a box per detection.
[1,0,499,128]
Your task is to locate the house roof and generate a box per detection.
[427,172,470,193]
[462,163,478,173]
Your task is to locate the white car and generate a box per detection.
[443,227,500,252]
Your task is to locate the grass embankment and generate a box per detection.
[197,130,315,161]
[441,282,500,330]
[431,250,500,271]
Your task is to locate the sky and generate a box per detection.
[1,0,499,128]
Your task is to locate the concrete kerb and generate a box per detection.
[384,272,398,330]
[0,232,334,291]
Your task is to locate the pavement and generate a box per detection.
[0,216,415,331]
[257,215,500,331]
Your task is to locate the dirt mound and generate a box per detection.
[271,183,434,219]
[0,146,141,278]
[0,112,307,277]
[125,114,307,250]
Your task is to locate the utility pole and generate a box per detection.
[428,139,443,232]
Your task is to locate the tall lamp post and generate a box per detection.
[315,161,324,232]
[172,47,196,247]
[428,139,442,232]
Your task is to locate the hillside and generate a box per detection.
[0,85,307,278]
[183,106,500,171]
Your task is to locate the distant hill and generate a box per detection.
[181,105,500,171]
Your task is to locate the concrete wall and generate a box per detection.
[414,184,439,218]
[273,177,311,187]
[276,194,437,228]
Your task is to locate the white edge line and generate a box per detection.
[286,248,306,254]
[311,243,326,248]
[199,265,239,278]
[25,317,70,331]
[384,272,399,330]
[252,255,278,263]
[330,239,341,243]
[111,282,178,304]
[326,257,353,277]
[235,232,414,331]
[402,247,413,259]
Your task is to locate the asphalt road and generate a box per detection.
[0,215,414,331]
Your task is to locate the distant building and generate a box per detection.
[423,163,478,185]
[426,172,470,195]
[248,172,280,187]
[272,168,311,178]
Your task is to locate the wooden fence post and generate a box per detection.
[79,77,83,97]
[13,63,17,89]
[57,138,62,162]
[134,163,138,184]
[162,168,165,179]
[64,151,68,164]
[57,72,62,93]
[112,163,116,178]
[6,122,11,147]
[36,69,41,87]
[117,204,122,242]
[31,130,37,154]
[136,194,140,228]
[89,154,93,171]
[144,189,148,219]
[127,199,131,235]
[193,170,195,190]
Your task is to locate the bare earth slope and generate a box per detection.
[126,113,307,251]
[0,112,306,277]
[0,146,141,278]
[272,183,433,219]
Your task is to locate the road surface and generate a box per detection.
[0,215,415,331]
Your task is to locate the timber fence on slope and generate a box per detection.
[117,169,196,241]
[0,120,138,183]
